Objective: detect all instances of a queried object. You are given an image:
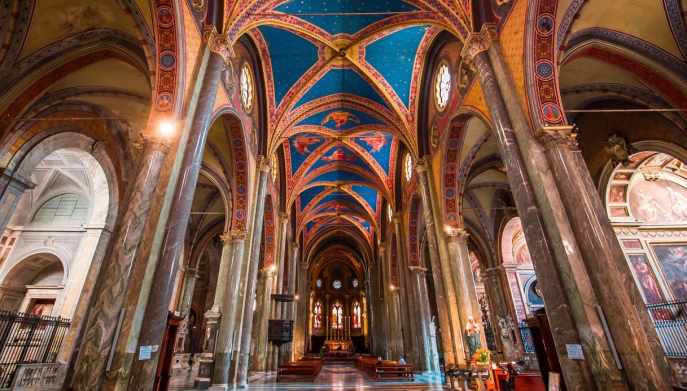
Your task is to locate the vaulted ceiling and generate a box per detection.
[233,0,473,259]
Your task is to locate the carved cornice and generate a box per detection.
[537,125,579,150]
[203,25,234,65]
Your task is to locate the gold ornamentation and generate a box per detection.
[461,24,497,64]
[192,0,205,12]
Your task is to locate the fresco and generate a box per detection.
[652,244,687,300]
[629,179,687,223]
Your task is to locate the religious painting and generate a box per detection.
[609,185,626,203]
[610,207,629,218]
[629,179,687,223]
[652,244,687,300]
[28,299,54,317]
[627,254,664,304]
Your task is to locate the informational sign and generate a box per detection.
[566,344,585,360]
[138,345,158,360]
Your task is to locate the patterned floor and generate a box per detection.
[194,365,447,390]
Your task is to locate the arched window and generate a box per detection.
[32,193,88,225]
[403,153,413,182]
[352,301,361,329]
[606,151,687,302]
[313,301,323,329]
[501,217,536,322]
[332,302,343,329]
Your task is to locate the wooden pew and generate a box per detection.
[276,358,323,382]
[373,361,414,381]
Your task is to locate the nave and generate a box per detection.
[0,0,686,391]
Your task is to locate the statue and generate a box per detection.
[464,316,482,357]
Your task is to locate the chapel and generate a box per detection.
[0,1,685,390]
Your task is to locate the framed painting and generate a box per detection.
[651,244,687,301]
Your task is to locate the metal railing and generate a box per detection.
[518,323,536,354]
[647,300,687,358]
[0,311,70,388]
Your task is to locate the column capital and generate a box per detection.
[392,215,403,225]
[203,25,235,65]
[279,211,289,220]
[537,125,579,151]
[220,228,247,243]
[444,226,469,240]
[408,266,428,274]
[461,24,498,64]
[414,158,429,173]
[292,241,300,249]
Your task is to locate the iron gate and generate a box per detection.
[0,311,70,388]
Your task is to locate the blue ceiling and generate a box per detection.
[254,1,433,247]
[274,0,417,35]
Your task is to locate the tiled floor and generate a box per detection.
[203,365,447,390]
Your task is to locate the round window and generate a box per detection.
[434,62,451,111]
[240,63,254,112]
[316,278,322,288]
[333,280,342,290]
[403,153,414,182]
[352,278,359,288]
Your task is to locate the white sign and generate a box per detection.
[566,344,585,360]
[139,345,152,360]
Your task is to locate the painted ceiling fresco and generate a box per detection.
[236,0,472,251]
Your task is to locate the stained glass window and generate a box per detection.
[332,302,343,329]
[404,153,413,182]
[316,278,322,288]
[352,278,359,288]
[434,62,451,111]
[314,301,323,329]
[353,301,361,329]
[240,63,254,112]
[333,279,342,290]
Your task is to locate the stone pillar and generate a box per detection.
[0,169,33,235]
[415,161,465,366]
[173,267,199,353]
[283,239,298,363]
[252,269,275,371]
[392,216,419,364]
[538,126,674,388]
[481,266,521,361]
[293,252,307,360]
[69,140,169,390]
[464,28,622,389]
[208,230,247,385]
[234,161,271,388]
[444,228,487,357]
[202,233,238,353]
[128,50,225,388]
[379,244,402,359]
[409,266,440,373]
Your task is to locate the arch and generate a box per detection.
[1,132,119,231]
[0,252,66,314]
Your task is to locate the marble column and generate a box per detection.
[209,230,247,385]
[283,237,298,363]
[480,266,521,361]
[445,228,487,357]
[270,213,288,370]
[293,254,307,360]
[0,169,33,235]
[252,269,275,371]
[380,244,403,359]
[538,126,674,388]
[69,139,169,391]
[235,162,271,388]
[392,216,420,364]
[128,50,225,389]
[372,252,389,358]
[465,29,620,389]
[409,266,440,373]
[203,233,239,353]
[174,267,199,352]
[416,161,465,366]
